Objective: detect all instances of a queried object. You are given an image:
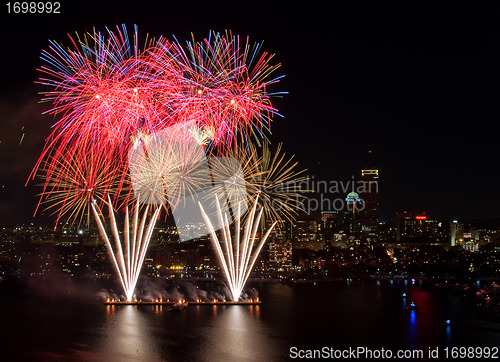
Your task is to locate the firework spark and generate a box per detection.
[199,195,276,301]
[30,24,184,198]
[36,144,126,226]
[251,142,309,225]
[209,141,308,226]
[91,196,161,301]
[167,30,285,146]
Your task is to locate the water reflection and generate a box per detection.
[2,281,500,361]
[445,324,452,344]
[249,305,260,319]
[99,305,161,361]
[201,305,274,361]
[408,309,418,346]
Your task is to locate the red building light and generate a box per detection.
[415,216,427,220]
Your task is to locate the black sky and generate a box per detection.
[1,1,500,225]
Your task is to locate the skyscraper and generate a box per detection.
[345,191,362,239]
[321,211,338,244]
[450,220,464,247]
[359,168,379,243]
[294,218,322,250]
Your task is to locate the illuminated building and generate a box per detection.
[294,218,323,251]
[396,212,440,243]
[296,218,318,240]
[450,220,463,247]
[345,191,363,244]
[450,220,482,251]
[321,210,337,225]
[268,239,292,271]
[321,211,338,245]
[359,168,379,243]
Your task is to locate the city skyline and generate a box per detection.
[1,160,499,228]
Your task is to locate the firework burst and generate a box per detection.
[128,122,212,210]
[36,144,126,226]
[30,24,184,197]
[168,30,285,146]
[208,141,308,226]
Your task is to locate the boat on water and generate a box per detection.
[407,302,417,310]
[169,301,188,312]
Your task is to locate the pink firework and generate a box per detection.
[153,30,285,146]
[30,25,184,202]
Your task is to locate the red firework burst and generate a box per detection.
[153,30,285,146]
[31,25,285,226]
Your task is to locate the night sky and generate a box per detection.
[1,1,500,226]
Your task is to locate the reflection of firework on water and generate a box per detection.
[199,195,276,302]
[92,197,161,302]
[169,31,285,146]
[209,141,308,225]
[36,145,126,226]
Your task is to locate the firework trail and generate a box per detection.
[199,195,276,301]
[92,196,161,302]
